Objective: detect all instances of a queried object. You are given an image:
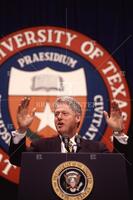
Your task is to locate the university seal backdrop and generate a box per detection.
[0,26,131,184]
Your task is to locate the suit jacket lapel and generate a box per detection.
[53,136,61,152]
[78,138,87,152]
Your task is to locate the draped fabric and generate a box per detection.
[0,0,132,199]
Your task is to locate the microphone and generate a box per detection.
[75,135,81,152]
[62,135,70,152]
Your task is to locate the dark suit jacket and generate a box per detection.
[9,135,108,166]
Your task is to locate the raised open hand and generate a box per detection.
[103,101,124,133]
[17,97,36,133]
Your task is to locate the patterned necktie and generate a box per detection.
[68,140,73,153]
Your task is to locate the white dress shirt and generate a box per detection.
[11,130,26,144]
[60,134,78,153]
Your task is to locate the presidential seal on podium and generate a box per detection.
[52,161,94,200]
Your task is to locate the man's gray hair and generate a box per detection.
[54,96,82,115]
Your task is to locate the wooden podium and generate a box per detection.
[18,152,129,200]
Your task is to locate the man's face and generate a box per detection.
[54,103,80,137]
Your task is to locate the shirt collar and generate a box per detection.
[59,133,78,142]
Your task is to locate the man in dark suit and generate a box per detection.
[9,96,128,166]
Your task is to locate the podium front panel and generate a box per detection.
[18,153,129,200]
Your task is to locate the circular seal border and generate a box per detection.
[0,26,131,183]
[0,26,131,145]
[52,161,94,200]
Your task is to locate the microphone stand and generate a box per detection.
[75,135,81,152]
[62,135,70,152]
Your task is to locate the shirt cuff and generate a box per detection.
[111,131,129,145]
[11,130,26,144]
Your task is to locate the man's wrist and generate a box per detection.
[112,130,128,145]
[113,129,124,135]
[11,130,26,144]
[17,127,27,134]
